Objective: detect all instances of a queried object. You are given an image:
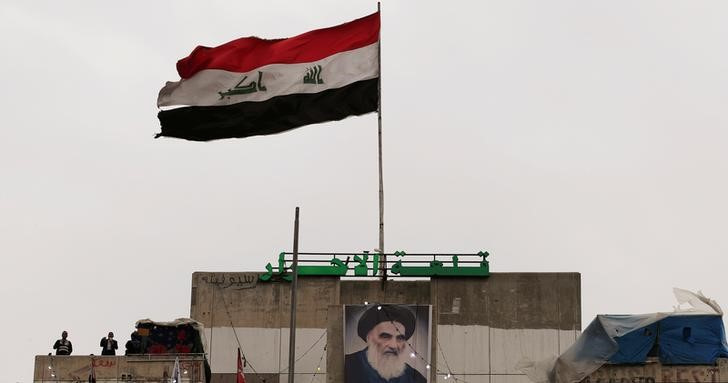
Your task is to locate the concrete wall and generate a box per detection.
[33,354,206,383]
[191,272,581,383]
[584,359,728,383]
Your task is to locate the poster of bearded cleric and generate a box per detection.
[344,304,432,383]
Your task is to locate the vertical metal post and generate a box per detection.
[377,2,386,285]
[287,207,300,383]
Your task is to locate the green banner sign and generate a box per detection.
[259,251,489,281]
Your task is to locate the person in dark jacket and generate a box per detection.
[345,305,427,383]
[53,331,73,355]
[125,331,142,355]
[100,332,118,355]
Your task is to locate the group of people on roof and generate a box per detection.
[52,330,143,356]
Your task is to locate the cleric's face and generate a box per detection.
[365,321,408,379]
[368,321,407,357]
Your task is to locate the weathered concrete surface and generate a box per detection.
[339,280,431,305]
[202,327,326,374]
[34,354,206,382]
[433,274,581,329]
[584,359,728,383]
[326,305,344,383]
[192,273,339,329]
[191,273,580,332]
[189,272,581,383]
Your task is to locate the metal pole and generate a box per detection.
[287,207,300,383]
[377,2,386,284]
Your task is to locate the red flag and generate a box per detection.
[237,348,247,383]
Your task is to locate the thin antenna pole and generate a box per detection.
[287,207,300,383]
[377,1,386,284]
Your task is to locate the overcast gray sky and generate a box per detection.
[2,1,728,382]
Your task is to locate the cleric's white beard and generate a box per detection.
[366,344,407,380]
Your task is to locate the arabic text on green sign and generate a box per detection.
[259,251,489,281]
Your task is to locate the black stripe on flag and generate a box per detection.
[157,78,378,141]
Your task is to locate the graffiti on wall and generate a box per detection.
[584,366,720,383]
[92,358,116,368]
[201,273,257,289]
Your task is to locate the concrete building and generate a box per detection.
[193,272,581,383]
[34,354,206,382]
[33,271,581,382]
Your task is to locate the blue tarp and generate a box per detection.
[608,315,728,365]
[609,322,657,363]
[518,289,728,383]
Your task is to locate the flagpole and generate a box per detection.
[287,207,300,383]
[377,1,386,284]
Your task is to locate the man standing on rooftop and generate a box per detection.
[53,331,72,356]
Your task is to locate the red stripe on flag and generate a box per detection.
[176,12,379,79]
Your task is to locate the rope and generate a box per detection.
[217,286,260,375]
[309,344,327,383]
[217,285,327,376]
[279,330,328,373]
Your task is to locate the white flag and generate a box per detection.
[171,356,181,383]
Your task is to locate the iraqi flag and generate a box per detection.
[157,12,380,141]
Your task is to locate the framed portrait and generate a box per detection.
[344,304,431,383]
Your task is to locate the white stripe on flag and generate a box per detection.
[158,42,378,107]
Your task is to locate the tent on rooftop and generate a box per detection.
[518,289,728,383]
